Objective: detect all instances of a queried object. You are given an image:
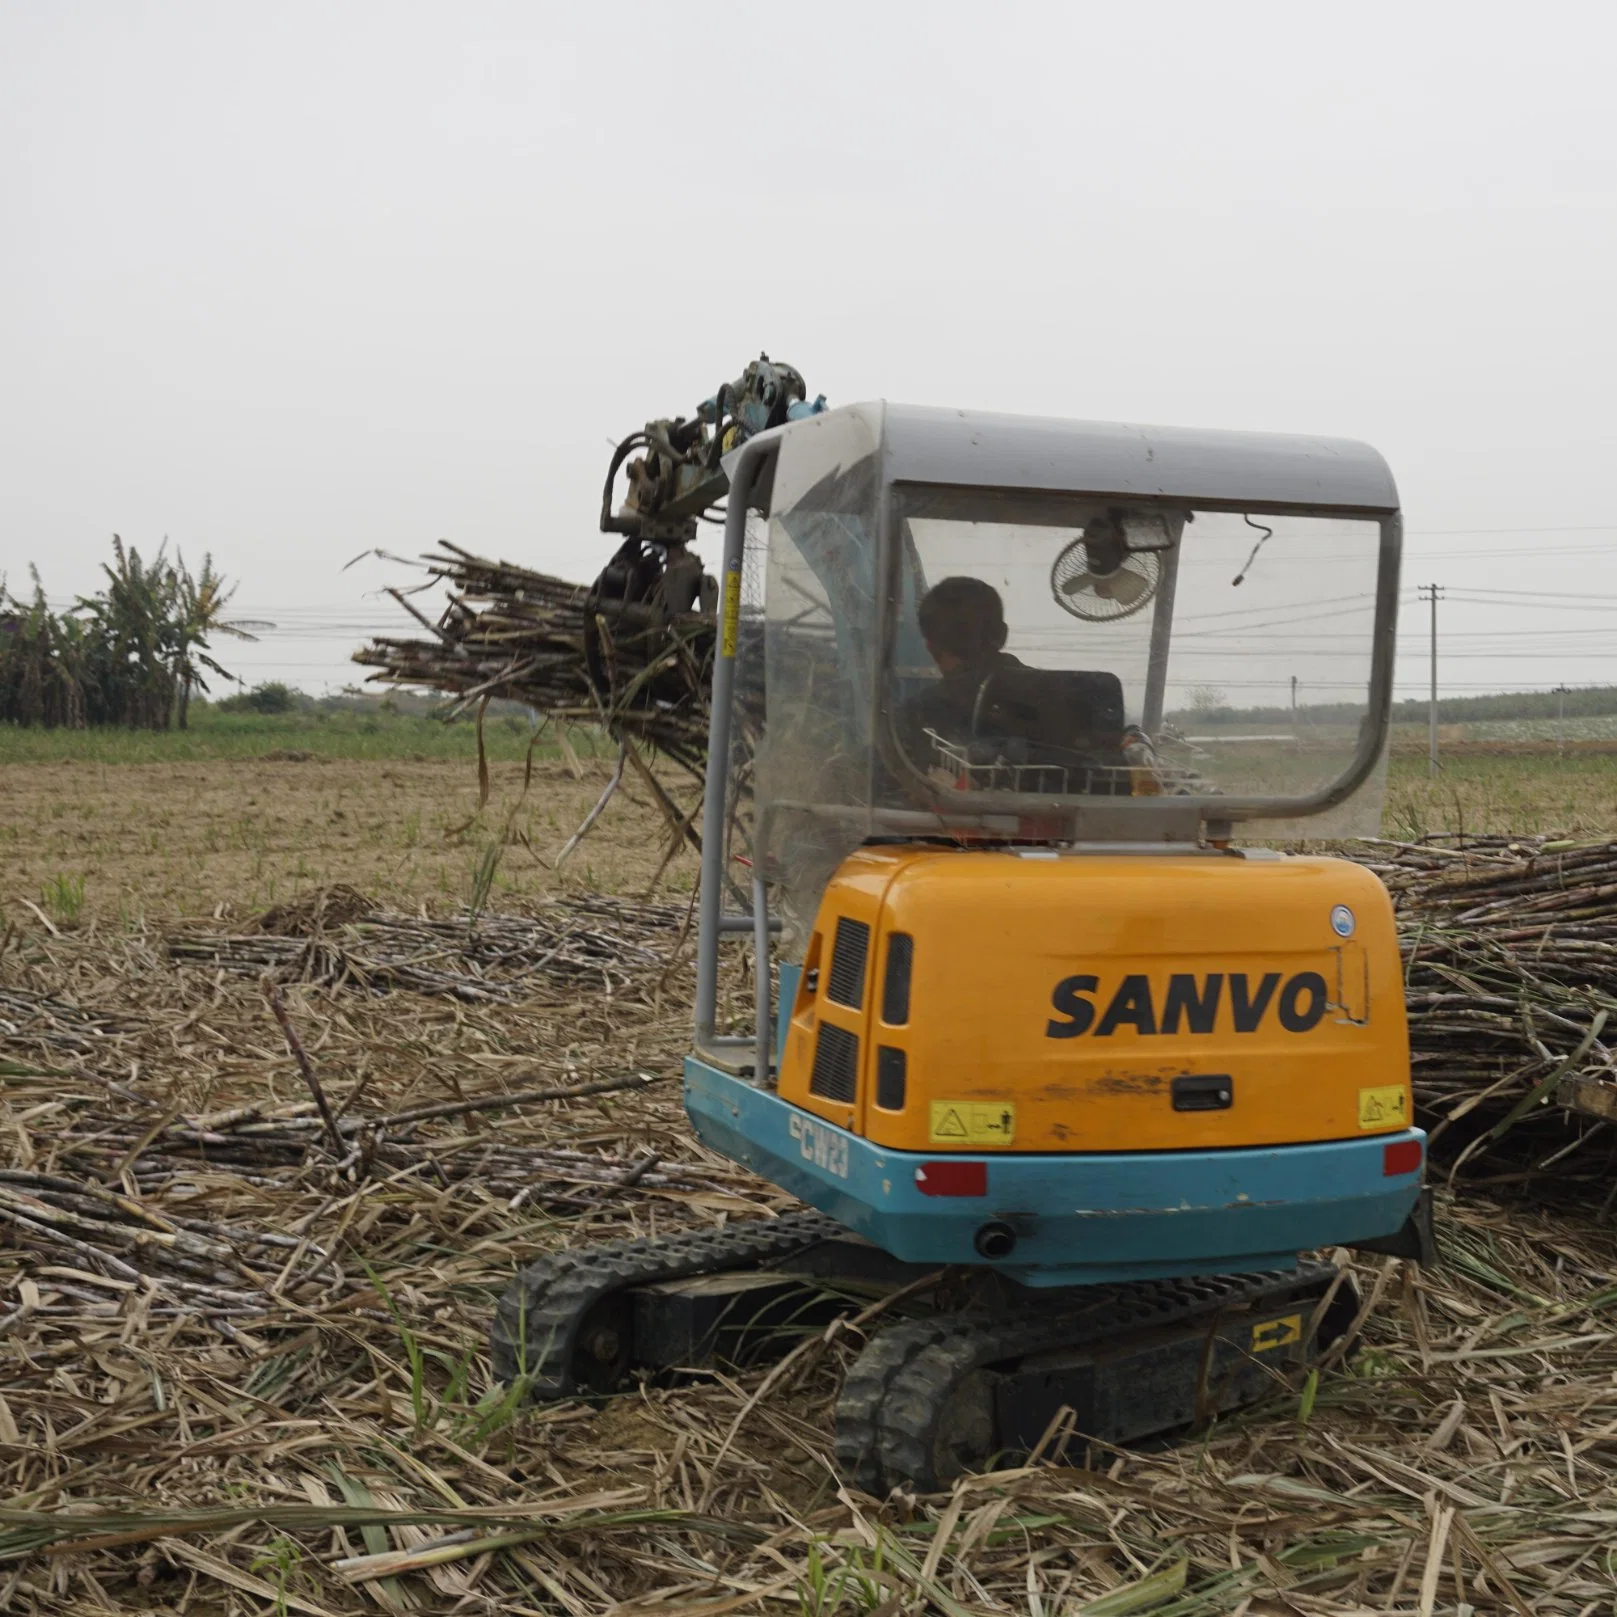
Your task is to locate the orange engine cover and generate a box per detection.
[775,846,1411,1154]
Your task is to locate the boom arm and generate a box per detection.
[599,354,825,544]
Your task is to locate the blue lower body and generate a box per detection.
[685,1056,1425,1288]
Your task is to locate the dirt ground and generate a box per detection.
[9,747,1617,935]
[0,757,702,923]
[0,755,1615,1613]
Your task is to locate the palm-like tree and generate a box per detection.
[171,550,260,728]
[80,538,260,729]
[1,537,260,731]
[0,569,89,728]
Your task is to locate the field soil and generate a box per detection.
[1,756,698,923]
[9,747,1617,929]
[0,752,1614,1612]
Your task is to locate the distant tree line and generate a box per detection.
[0,538,250,730]
[1174,686,1617,728]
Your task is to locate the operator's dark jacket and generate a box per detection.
[895,652,1024,770]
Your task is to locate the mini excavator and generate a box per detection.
[492,359,1434,1492]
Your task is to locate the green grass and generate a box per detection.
[0,708,611,765]
[1384,750,1617,837]
[1390,714,1617,744]
[39,871,86,925]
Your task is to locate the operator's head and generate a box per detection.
[918,577,1008,675]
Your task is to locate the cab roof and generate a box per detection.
[768,401,1400,514]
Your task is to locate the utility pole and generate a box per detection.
[1554,684,1570,757]
[1290,675,1298,737]
[1419,584,1443,777]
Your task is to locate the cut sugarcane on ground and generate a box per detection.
[1,813,1616,1611]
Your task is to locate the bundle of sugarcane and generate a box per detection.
[1352,836,1617,1188]
[353,542,717,776]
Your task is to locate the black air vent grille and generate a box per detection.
[876,1046,907,1111]
[810,1023,859,1103]
[826,917,871,1009]
[882,933,913,1025]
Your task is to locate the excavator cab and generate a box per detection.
[496,401,1428,1490]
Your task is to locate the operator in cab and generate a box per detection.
[895,572,1157,797]
[898,576,1022,764]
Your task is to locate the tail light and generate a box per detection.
[1383,1138,1423,1177]
[916,1160,987,1197]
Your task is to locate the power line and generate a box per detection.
[1170,590,1387,626]
[1445,588,1617,603]
[1408,524,1617,535]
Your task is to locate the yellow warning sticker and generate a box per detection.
[720,571,742,658]
[1251,1313,1303,1353]
[929,1102,1016,1145]
[1357,1085,1409,1130]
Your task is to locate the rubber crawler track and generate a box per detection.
[836,1261,1338,1494]
[490,1208,843,1396]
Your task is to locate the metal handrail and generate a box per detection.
[694,434,781,1059]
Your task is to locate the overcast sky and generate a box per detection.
[4,2,1615,701]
